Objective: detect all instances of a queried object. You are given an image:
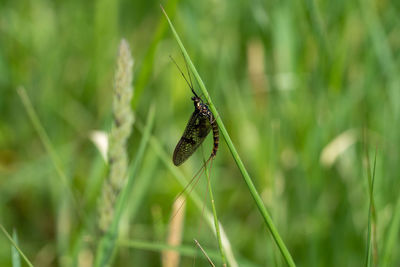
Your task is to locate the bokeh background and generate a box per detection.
[1,0,400,266]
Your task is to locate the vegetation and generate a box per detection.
[1,0,399,266]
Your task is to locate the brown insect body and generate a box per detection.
[172,96,219,166]
[169,55,218,166]
[192,96,219,158]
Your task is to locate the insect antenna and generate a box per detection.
[180,53,210,105]
[169,55,199,98]
[182,52,194,90]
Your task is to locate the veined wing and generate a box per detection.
[173,110,211,166]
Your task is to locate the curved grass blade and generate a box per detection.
[135,120,238,267]
[365,146,377,267]
[194,239,216,267]
[12,230,21,267]
[0,225,33,267]
[94,105,155,267]
[204,157,226,266]
[161,6,296,267]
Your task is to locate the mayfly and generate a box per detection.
[171,56,219,167]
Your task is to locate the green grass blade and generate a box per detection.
[135,121,238,267]
[0,225,33,267]
[382,197,400,267]
[204,157,226,266]
[11,229,21,267]
[94,105,155,267]
[17,87,80,214]
[194,239,216,267]
[365,147,377,267]
[119,239,223,263]
[161,6,295,267]
[114,104,156,223]
[365,206,372,267]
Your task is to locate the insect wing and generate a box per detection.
[173,110,211,166]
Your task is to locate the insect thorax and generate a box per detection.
[192,97,213,120]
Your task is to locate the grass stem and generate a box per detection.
[204,159,226,266]
[0,225,33,267]
[161,6,295,267]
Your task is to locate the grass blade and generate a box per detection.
[204,158,226,266]
[95,104,155,266]
[161,6,295,267]
[0,225,33,267]
[135,121,238,267]
[11,229,21,267]
[194,239,216,267]
[17,87,80,215]
[365,146,377,267]
[119,238,223,263]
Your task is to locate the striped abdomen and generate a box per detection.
[194,97,219,160]
[208,112,219,159]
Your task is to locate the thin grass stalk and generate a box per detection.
[370,150,378,265]
[0,225,33,267]
[365,207,372,267]
[365,147,377,267]
[382,197,400,266]
[17,87,80,215]
[194,239,216,267]
[118,239,223,262]
[204,158,226,266]
[11,230,21,267]
[95,105,155,266]
[135,121,238,267]
[161,6,295,267]
[358,0,399,116]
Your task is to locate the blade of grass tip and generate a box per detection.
[95,105,155,267]
[203,158,226,266]
[134,120,238,267]
[12,229,21,267]
[0,225,33,267]
[17,87,81,216]
[194,239,216,267]
[160,6,296,267]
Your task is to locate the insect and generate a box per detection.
[171,56,219,166]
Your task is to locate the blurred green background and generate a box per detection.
[1,0,399,266]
